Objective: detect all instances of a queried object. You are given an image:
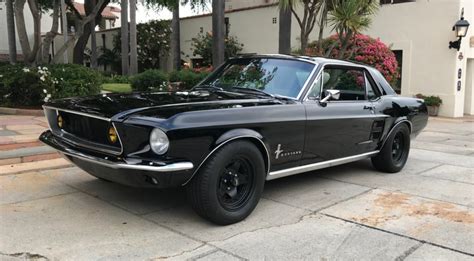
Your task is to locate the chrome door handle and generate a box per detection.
[363,105,375,110]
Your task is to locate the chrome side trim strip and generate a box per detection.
[266,151,379,180]
[43,106,111,122]
[182,135,271,186]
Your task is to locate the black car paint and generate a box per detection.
[40,55,428,188]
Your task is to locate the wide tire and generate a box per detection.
[186,140,265,225]
[372,123,410,173]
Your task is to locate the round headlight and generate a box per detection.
[150,128,169,155]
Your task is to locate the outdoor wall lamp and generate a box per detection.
[449,8,470,51]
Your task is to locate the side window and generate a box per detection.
[365,73,380,100]
[321,67,366,101]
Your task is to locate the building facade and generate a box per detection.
[180,0,474,117]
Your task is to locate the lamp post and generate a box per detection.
[449,8,470,51]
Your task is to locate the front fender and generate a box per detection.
[182,128,271,185]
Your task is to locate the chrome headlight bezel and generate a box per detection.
[149,128,170,155]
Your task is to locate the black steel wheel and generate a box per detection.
[186,140,265,225]
[372,123,410,173]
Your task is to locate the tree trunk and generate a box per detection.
[212,0,225,67]
[72,0,108,65]
[300,31,308,54]
[27,0,41,64]
[171,1,181,70]
[90,17,98,68]
[14,0,32,62]
[278,6,291,55]
[52,0,107,63]
[129,0,137,74]
[42,0,60,63]
[6,0,17,64]
[121,0,129,75]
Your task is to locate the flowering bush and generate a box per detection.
[307,34,399,85]
[0,64,102,107]
[114,20,171,71]
[191,33,244,66]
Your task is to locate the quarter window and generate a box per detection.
[380,0,415,5]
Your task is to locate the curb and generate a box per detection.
[0,107,44,116]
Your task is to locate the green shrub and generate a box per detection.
[0,64,102,107]
[191,33,244,66]
[416,94,442,107]
[130,69,168,92]
[48,64,103,99]
[168,69,209,89]
[103,74,130,84]
[0,65,54,107]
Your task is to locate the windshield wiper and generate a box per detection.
[192,85,224,91]
[229,87,275,98]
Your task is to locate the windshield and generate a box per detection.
[200,58,316,98]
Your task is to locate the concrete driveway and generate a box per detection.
[0,116,473,260]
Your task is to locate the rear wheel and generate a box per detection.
[186,140,265,225]
[372,123,410,173]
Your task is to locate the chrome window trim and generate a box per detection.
[267,150,379,180]
[182,135,271,186]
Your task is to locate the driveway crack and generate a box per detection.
[0,251,49,260]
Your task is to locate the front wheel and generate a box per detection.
[186,140,266,225]
[372,123,411,173]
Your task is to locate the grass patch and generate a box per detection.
[101,83,132,93]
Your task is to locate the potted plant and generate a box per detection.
[416,94,442,116]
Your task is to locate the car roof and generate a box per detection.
[231,54,369,68]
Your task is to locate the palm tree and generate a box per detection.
[171,0,181,70]
[5,0,16,64]
[130,0,138,74]
[327,0,378,58]
[212,0,224,67]
[121,0,129,75]
[278,5,292,54]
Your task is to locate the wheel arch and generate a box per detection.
[379,118,412,150]
[182,128,271,186]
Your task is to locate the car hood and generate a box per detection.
[45,91,289,121]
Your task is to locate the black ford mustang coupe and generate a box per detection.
[40,55,428,224]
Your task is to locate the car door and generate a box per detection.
[301,65,385,165]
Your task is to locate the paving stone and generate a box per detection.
[420,165,474,184]
[0,141,43,151]
[165,245,218,261]
[0,172,76,205]
[319,161,474,207]
[0,130,17,136]
[0,193,201,260]
[322,189,474,254]
[16,129,46,135]
[45,167,187,215]
[412,141,474,155]
[410,149,474,168]
[0,145,56,159]
[405,244,474,261]
[213,214,419,260]
[263,174,371,211]
[0,134,40,145]
[144,198,310,242]
[23,152,60,162]
[0,157,21,166]
[0,158,71,175]
[5,124,45,131]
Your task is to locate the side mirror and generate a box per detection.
[319,89,340,106]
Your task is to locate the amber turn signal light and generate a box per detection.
[57,115,64,128]
[108,126,118,144]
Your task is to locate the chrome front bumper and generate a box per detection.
[39,130,194,188]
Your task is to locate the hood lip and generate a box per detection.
[112,98,274,121]
[44,98,278,123]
